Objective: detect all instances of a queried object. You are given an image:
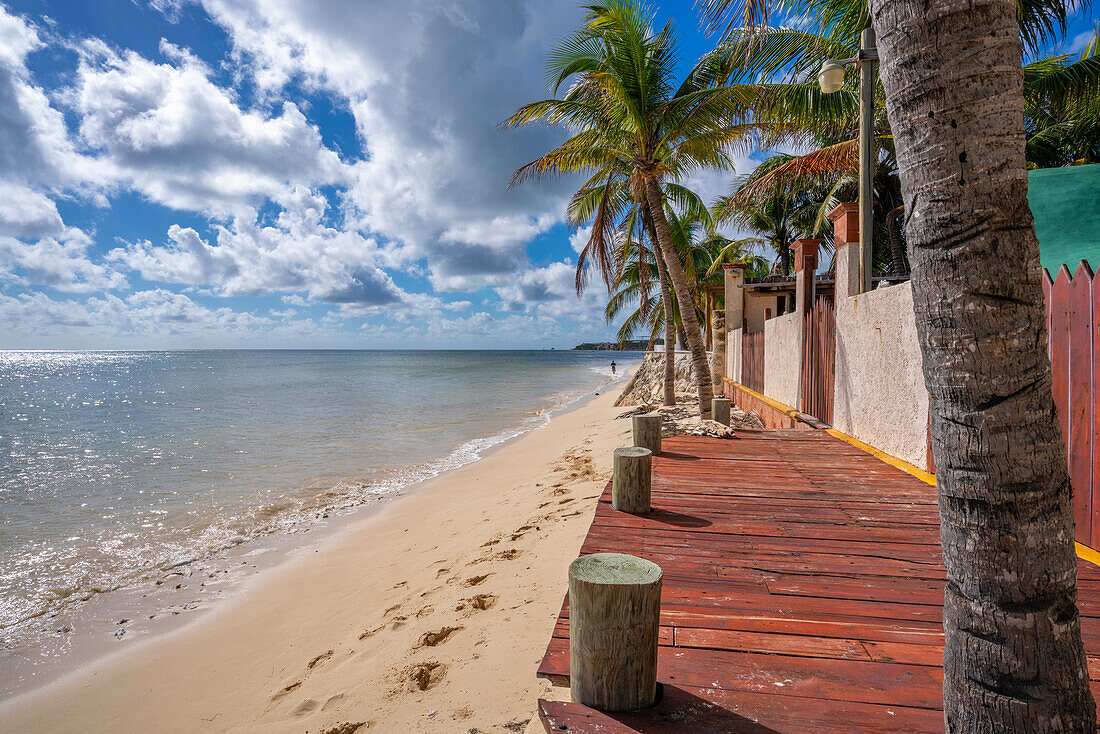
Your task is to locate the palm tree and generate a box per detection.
[505,0,748,418]
[704,0,1097,727]
[1026,33,1100,167]
[568,170,708,407]
[607,205,766,397]
[715,155,834,275]
[696,20,1098,279]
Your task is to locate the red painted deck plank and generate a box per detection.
[537,430,1100,733]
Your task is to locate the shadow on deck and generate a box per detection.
[536,429,1100,733]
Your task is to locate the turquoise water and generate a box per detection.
[0,350,637,649]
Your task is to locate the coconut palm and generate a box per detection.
[714,154,838,275]
[702,0,1098,727]
[606,205,766,388]
[568,164,712,407]
[505,0,750,418]
[1026,32,1100,166]
[695,21,1098,279]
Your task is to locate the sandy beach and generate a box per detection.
[0,387,636,733]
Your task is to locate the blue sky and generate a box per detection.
[0,1,1095,349]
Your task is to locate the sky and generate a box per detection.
[0,1,1095,350]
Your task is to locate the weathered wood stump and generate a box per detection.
[612,447,652,513]
[632,412,662,455]
[712,397,731,426]
[568,553,663,711]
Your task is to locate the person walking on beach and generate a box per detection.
[611,361,616,375]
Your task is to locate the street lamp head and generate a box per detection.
[817,59,847,94]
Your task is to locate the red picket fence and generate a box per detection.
[1044,262,1100,548]
[742,330,765,394]
[801,294,836,425]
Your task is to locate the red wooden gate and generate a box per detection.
[742,330,765,393]
[1044,262,1099,547]
[801,294,836,425]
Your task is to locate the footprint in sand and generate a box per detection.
[307,650,333,670]
[496,549,522,560]
[268,647,336,711]
[462,574,490,587]
[406,660,446,691]
[269,679,302,706]
[358,625,384,640]
[416,605,434,618]
[455,593,498,613]
[322,693,346,711]
[416,626,462,648]
[320,724,366,734]
[292,698,319,717]
[390,615,408,630]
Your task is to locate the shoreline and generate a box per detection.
[1,367,640,733]
[0,361,634,700]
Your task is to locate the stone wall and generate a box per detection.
[614,351,699,406]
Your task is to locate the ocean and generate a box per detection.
[0,349,638,684]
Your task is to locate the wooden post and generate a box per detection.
[712,397,731,426]
[632,413,661,455]
[568,553,662,711]
[612,447,652,514]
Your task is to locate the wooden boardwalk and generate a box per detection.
[536,429,1100,733]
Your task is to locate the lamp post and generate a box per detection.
[818,27,878,294]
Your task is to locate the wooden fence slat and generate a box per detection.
[1090,265,1100,548]
[800,294,836,425]
[1051,266,1074,537]
[1070,263,1095,546]
[1046,263,1094,547]
[742,331,765,394]
[1044,268,1054,360]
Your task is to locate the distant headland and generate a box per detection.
[571,340,661,351]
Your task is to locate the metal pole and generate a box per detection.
[858,27,876,294]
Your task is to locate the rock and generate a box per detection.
[614,352,700,407]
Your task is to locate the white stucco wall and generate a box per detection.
[728,327,742,382]
[763,311,801,408]
[745,291,785,333]
[833,281,931,470]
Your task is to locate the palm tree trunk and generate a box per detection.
[643,176,713,418]
[645,209,676,406]
[779,241,791,275]
[870,0,1095,729]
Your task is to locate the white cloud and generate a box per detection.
[108,186,417,309]
[0,9,99,190]
[569,225,594,254]
[0,9,117,294]
[0,230,126,293]
[69,40,346,216]
[193,0,582,289]
[0,1,633,347]
[495,259,611,321]
[0,288,269,340]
